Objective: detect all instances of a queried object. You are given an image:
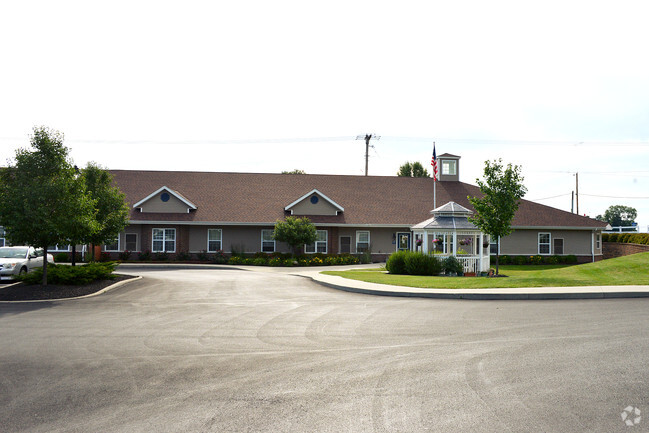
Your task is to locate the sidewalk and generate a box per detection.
[117,263,649,300]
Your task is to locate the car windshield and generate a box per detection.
[0,247,29,259]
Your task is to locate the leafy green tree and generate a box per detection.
[82,163,130,261]
[596,205,637,227]
[468,159,527,275]
[272,216,317,256]
[0,127,98,284]
[397,161,430,177]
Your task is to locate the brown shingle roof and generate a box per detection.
[110,170,608,229]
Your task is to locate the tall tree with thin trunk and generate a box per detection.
[0,127,97,284]
[468,159,527,275]
[82,162,130,261]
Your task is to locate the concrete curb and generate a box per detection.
[297,272,649,300]
[0,276,142,304]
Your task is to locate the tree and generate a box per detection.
[397,161,430,177]
[468,159,527,275]
[272,216,317,256]
[0,127,98,284]
[596,205,637,227]
[82,163,130,261]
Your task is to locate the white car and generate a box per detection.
[0,246,55,281]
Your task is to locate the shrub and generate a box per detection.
[138,250,151,261]
[564,255,578,264]
[176,250,192,261]
[545,255,560,265]
[196,250,209,261]
[154,252,168,261]
[404,252,441,276]
[499,255,510,265]
[386,251,408,274]
[252,257,268,266]
[54,252,69,263]
[269,256,284,267]
[212,251,228,264]
[529,255,543,265]
[118,250,132,261]
[442,256,463,275]
[18,262,117,285]
[513,255,527,265]
[228,256,244,265]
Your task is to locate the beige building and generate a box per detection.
[95,153,607,263]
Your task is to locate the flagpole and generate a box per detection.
[431,142,437,209]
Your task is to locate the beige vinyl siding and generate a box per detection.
[499,229,602,256]
[289,198,339,216]
[139,193,191,213]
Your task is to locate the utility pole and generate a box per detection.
[576,172,579,215]
[355,134,380,176]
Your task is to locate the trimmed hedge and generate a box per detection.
[493,255,578,265]
[17,262,118,285]
[603,233,649,245]
[387,251,443,276]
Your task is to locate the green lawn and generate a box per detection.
[322,252,649,289]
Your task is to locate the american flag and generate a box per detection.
[431,143,438,181]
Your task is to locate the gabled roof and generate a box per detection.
[132,186,197,211]
[109,170,609,229]
[284,188,344,214]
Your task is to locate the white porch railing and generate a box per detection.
[433,254,484,274]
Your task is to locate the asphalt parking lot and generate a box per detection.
[1,267,647,432]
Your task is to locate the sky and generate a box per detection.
[1,1,648,230]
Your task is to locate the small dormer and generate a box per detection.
[438,153,460,182]
[133,186,197,214]
[284,189,344,216]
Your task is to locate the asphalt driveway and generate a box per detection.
[0,267,647,432]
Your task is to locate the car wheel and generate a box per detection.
[19,267,27,275]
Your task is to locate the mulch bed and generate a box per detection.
[0,274,137,301]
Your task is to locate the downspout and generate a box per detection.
[591,230,595,263]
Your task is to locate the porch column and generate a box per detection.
[452,231,457,255]
[423,231,429,254]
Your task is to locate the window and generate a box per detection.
[104,237,119,252]
[48,244,70,251]
[553,238,564,255]
[305,230,327,254]
[0,226,4,247]
[596,233,601,250]
[397,232,410,251]
[261,229,275,253]
[490,236,499,255]
[208,229,222,252]
[125,233,138,251]
[356,231,370,253]
[442,160,456,175]
[538,233,551,255]
[152,228,176,252]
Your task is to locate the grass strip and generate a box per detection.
[321,252,649,289]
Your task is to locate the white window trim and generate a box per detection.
[442,160,457,175]
[152,228,176,253]
[356,230,370,253]
[396,232,410,251]
[207,228,223,252]
[305,230,328,254]
[261,229,275,253]
[104,236,120,252]
[49,244,71,252]
[538,232,551,255]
